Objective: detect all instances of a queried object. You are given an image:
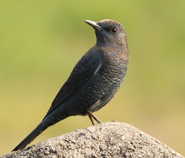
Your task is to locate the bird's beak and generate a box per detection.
[85,20,102,31]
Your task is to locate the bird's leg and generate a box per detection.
[87,111,101,125]
[88,114,95,125]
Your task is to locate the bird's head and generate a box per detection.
[85,19,128,49]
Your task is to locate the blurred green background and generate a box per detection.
[0,0,185,156]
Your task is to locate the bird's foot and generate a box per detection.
[87,111,101,125]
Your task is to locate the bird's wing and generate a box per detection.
[44,51,103,117]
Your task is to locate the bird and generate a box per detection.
[12,19,130,151]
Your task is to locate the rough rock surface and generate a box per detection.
[1,122,184,158]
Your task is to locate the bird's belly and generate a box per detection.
[66,70,125,115]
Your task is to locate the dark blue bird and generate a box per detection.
[12,19,130,151]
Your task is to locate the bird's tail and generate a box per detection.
[12,122,48,151]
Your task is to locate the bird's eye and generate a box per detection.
[110,28,117,34]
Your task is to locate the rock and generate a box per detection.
[1,122,184,158]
